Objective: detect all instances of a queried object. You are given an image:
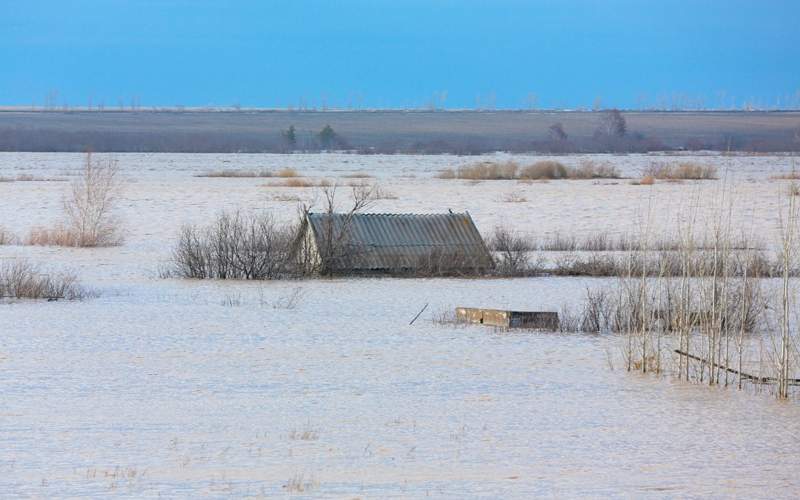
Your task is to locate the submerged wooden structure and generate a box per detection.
[293,212,494,275]
[456,307,559,330]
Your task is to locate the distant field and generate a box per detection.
[0,109,798,153]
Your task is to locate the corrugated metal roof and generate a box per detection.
[306,212,493,272]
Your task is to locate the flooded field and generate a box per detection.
[1,152,799,497]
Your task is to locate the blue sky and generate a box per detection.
[2,0,799,109]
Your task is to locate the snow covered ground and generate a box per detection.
[1,152,799,497]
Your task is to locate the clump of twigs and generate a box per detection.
[438,160,620,181]
[196,169,273,178]
[284,473,318,493]
[643,161,717,180]
[489,226,540,276]
[167,210,296,280]
[0,260,89,300]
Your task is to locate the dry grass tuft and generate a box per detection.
[771,171,800,180]
[519,161,568,180]
[196,169,273,178]
[0,174,64,182]
[633,175,656,186]
[0,226,17,245]
[272,193,302,202]
[437,159,618,181]
[437,161,518,180]
[26,226,79,246]
[0,174,66,182]
[284,473,318,493]
[502,191,528,203]
[436,168,456,179]
[644,161,717,180]
[373,185,398,200]
[570,159,621,179]
[269,178,331,188]
[342,172,373,178]
[0,260,89,300]
[288,422,319,441]
[276,168,300,178]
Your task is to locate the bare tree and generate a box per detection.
[296,183,377,275]
[490,226,535,275]
[595,109,627,139]
[776,188,798,398]
[63,152,123,246]
[282,125,297,150]
[548,122,568,142]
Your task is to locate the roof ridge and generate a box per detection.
[308,212,468,217]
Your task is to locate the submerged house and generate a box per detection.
[293,212,494,275]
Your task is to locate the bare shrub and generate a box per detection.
[490,226,536,275]
[0,260,88,300]
[0,174,61,182]
[197,169,273,178]
[644,161,717,180]
[267,286,306,309]
[372,184,398,200]
[431,306,470,328]
[502,191,527,203]
[0,226,17,245]
[553,254,620,276]
[551,250,778,278]
[288,421,319,440]
[284,473,318,493]
[168,210,295,280]
[220,292,243,306]
[342,172,373,178]
[540,233,577,251]
[272,193,302,202]
[519,161,568,180]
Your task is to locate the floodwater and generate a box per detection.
[1,153,799,497]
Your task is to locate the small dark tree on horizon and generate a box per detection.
[318,124,337,149]
[548,122,568,142]
[282,125,297,149]
[595,109,627,139]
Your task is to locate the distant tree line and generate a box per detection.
[0,111,798,153]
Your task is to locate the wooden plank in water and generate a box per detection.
[455,307,559,330]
